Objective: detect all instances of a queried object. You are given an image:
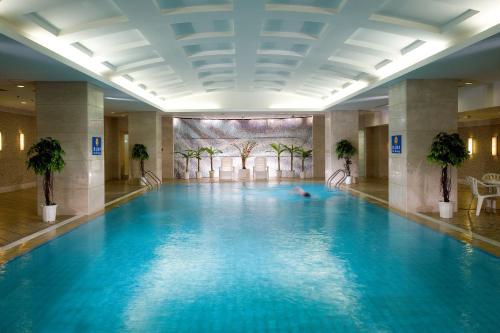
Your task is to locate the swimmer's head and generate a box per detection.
[303,192,311,197]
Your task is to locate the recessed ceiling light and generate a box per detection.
[20,101,27,104]
[105,96,136,102]
[465,82,473,85]
[16,85,25,88]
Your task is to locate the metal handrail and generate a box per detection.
[334,171,347,188]
[327,169,347,189]
[145,170,162,186]
[327,169,342,188]
[141,176,154,189]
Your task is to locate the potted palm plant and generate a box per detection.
[336,139,356,184]
[283,144,300,178]
[232,141,257,179]
[297,147,313,179]
[427,132,468,218]
[202,146,223,179]
[270,143,286,178]
[132,144,149,185]
[193,147,204,179]
[26,137,65,222]
[175,149,196,179]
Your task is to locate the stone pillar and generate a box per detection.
[104,116,120,181]
[36,82,104,215]
[162,117,174,180]
[325,110,359,179]
[128,112,162,180]
[312,115,325,179]
[389,80,458,213]
[358,129,366,178]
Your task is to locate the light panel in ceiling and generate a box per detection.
[0,0,499,111]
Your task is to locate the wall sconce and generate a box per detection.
[19,133,25,151]
[493,136,498,156]
[0,131,2,151]
[467,137,473,155]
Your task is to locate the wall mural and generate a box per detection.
[173,117,313,178]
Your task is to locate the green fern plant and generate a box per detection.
[131,144,149,177]
[335,140,356,176]
[192,147,204,173]
[26,137,65,206]
[175,149,196,173]
[270,143,286,171]
[427,132,468,202]
[297,147,313,173]
[202,146,223,172]
[283,144,300,172]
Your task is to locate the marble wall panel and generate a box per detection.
[173,117,313,178]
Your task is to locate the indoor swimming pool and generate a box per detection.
[0,183,499,332]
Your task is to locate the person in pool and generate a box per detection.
[293,186,311,197]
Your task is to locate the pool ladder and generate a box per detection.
[144,170,162,189]
[327,169,347,189]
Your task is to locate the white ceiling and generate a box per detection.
[1,0,500,112]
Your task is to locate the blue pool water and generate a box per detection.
[1,183,499,332]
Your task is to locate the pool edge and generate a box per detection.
[0,186,148,265]
[342,185,500,257]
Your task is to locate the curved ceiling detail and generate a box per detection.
[0,0,500,112]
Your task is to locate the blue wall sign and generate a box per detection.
[92,137,102,156]
[391,135,402,154]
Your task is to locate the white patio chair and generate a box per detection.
[219,157,234,180]
[466,176,500,216]
[253,156,269,180]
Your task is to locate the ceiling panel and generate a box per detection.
[0,0,499,111]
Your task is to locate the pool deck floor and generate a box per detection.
[0,180,144,248]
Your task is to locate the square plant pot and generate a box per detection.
[239,169,251,180]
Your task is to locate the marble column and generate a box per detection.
[325,110,359,179]
[36,82,104,215]
[128,112,162,181]
[312,115,325,179]
[389,80,458,213]
[162,117,174,180]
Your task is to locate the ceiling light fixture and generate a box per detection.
[2,1,500,113]
[465,82,473,85]
[16,85,25,88]
[111,76,166,110]
[105,96,137,102]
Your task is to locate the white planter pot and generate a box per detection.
[289,171,296,178]
[239,169,251,180]
[183,171,190,180]
[345,176,352,185]
[276,170,282,179]
[300,171,305,179]
[209,170,215,179]
[439,201,454,219]
[42,204,57,223]
[196,171,202,179]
